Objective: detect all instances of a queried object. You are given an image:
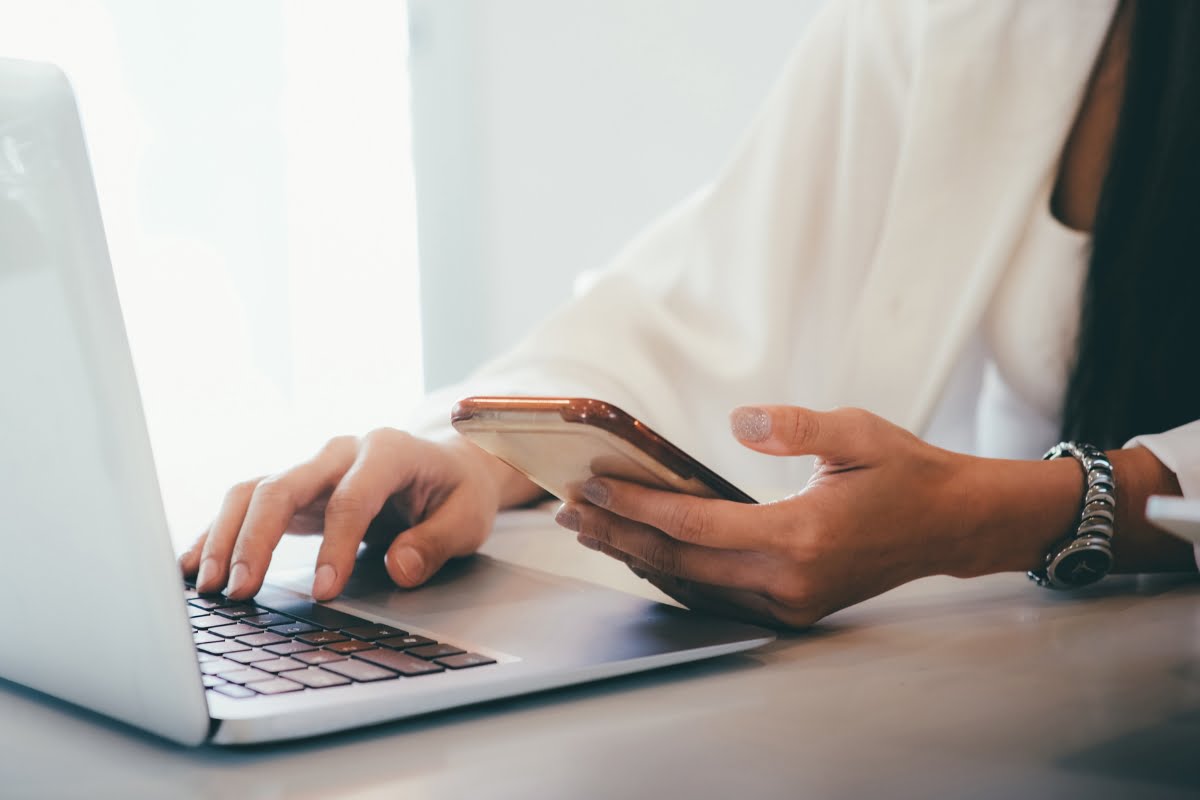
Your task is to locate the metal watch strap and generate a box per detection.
[1027,441,1115,589]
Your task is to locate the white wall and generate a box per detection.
[408,0,826,389]
[0,1,422,543]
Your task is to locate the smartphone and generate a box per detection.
[451,396,757,504]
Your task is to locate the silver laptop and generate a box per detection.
[0,58,773,745]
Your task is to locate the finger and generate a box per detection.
[383,487,489,589]
[579,477,773,550]
[559,502,766,591]
[313,430,427,600]
[196,479,261,593]
[225,437,359,599]
[730,405,882,459]
[179,530,208,578]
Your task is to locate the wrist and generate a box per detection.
[948,455,1084,578]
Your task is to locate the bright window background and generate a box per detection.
[0,1,424,548]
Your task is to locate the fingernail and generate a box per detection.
[196,556,218,592]
[731,406,771,442]
[577,535,601,551]
[555,505,581,532]
[581,479,609,507]
[227,562,250,597]
[392,547,425,584]
[312,563,336,600]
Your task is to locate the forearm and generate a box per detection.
[952,445,1196,578]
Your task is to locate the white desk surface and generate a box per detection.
[3,507,1199,799]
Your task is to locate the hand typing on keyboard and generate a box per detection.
[178,429,544,601]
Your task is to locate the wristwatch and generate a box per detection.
[1027,441,1115,589]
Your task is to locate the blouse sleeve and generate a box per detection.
[1125,419,1200,566]
[406,0,922,493]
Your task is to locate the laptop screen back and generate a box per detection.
[0,58,209,745]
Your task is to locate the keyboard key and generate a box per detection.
[268,622,321,637]
[214,604,264,620]
[184,587,200,599]
[199,640,251,656]
[406,643,465,660]
[342,625,406,641]
[242,613,294,628]
[265,600,366,630]
[191,614,234,629]
[201,675,225,688]
[288,667,352,689]
[187,606,209,618]
[225,649,277,664]
[295,630,349,646]
[254,657,307,674]
[237,631,287,647]
[213,683,257,699]
[294,650,347,666]
[377,635,435,650]
[193,631,222,645]
[189,597,232,610]
[265,641,317,656]
[210,623,259,638]
[197,652,218,663]
[325,639,375,655]
[198,658,239,675]
[355,649,445,676]
[218,667,274,685]
[322,659,398,683]
[436,653,496,670]
[248,678,303,695]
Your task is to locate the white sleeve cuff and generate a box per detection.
[1124,418,1200,570]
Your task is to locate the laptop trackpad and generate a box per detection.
[267,551,616,627]
[263,550,711,663]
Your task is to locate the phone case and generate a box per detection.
[451,397,757,504]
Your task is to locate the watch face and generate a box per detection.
[1051,548,1112,587]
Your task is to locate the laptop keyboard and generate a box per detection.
[186,585,496,699]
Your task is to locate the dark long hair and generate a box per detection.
[1061,1,1200,449]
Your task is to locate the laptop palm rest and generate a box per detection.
[262,551,771,666]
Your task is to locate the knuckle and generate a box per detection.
[320,434,359,458]
[253,475,295,506]
[836,406,873,429]
[765,576,812,610]
[324,489,371,522]
[364,427,411,449]
[642,541,682,575]
[787,409,821,448]
[224,479,259,504]
[667,502,711,542]
[577,507,613,542]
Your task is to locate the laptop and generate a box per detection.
[0,58,774,746]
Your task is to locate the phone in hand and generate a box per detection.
[451,396,757,504]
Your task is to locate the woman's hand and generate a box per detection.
[553,405,1084,628]
[179,429,542,602]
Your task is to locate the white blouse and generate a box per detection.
[924,181,1091,462]
[410,0,1200,561]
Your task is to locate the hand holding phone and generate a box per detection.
[451,397,756,505]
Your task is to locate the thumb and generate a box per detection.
[730,405,876,458]
[383,493,490,588]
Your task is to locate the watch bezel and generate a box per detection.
[1044,535,1113,589]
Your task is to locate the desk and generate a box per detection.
[2,507,1199,799]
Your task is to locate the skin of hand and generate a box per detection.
[178,429,541,602]
[552,405,1195,629]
